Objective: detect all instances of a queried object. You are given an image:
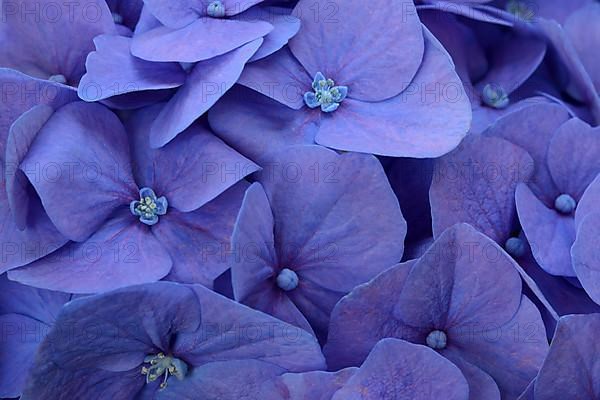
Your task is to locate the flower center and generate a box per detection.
[504,237,525,258]
[506,0,535,21]
[482,83,509,109]
[426,330,447,350]
[141,352,188,390]
[276,268,299,291]
[304,72,348,113]
[48,74,67,84]
[554,194,577,214]
[130,187,168,226]
[207,1,226,18]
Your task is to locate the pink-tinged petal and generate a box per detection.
[20,102,137,242]
[177,284,326,372]
[324,261,420,370]
[575,174,600,228]
[547,118,600,200]
[238,47,311,109]
[450,297,548,399]
[484,102,570,204]
[430,135,534,244]
[316,33,471,157]
[5,104,54,230]
[131,18,271,62]
[150,39,263,148]
[0,314,48,398]
[8,210,172,293]
[441,350,501,400]
[565,3,600,93]
[143,0,264,28]
[128,105,258,212]
[572,213,600,305]
[155,182,248,287]
[0,0,116,84]
[475,34,546,95]
[208,85,320,163]
[516,184,576,277]
[289,0,424,101]
[78,35,186,102]
[332,339,469,400]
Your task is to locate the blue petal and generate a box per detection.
[312,72,326,89]
[304,92,320,108]
[155,196,169,215]
[331,86,348,102]
[139,187,157,200]
[321,102,340,113]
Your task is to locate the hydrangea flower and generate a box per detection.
[8,101,258,293]
[325,223,548,399]
[78,2,300,147]
[20,281,326,399]
[209,0,471,159]
[0,274,71,398]
[515,119,599,281]
[259,338,469,400]
[229,146,406,339]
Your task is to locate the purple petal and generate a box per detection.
[238,47,311,109]
[315,32,471,157]
[441,351,501,400]
[208,85,319,163]
[332,339,469,400]
[484,102,570,204]
[176,284,326,372]
[430,135,534,244]
[0,314,48,398]
[0,0,115,84]
[143,0,264,28]
[324,261,418,369]
[572,213,600,304]
[156,182,249,287]
[128,105,258,211]
[450,297,548,399]
[149,39,263,147]
[131,18,271,62]
[289,0,424,101]
[9,210,173,293]
[78,35,186,102]
[516,184,577,277]
[546,118,600,200]
[20,102,137,242]
[260,369,356,400]
[5,104,54,230]
[244,7,301,62]
[565,3,600,93]
[156,360,286,400]
[575,174,600,228]
[534,314,600,399]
